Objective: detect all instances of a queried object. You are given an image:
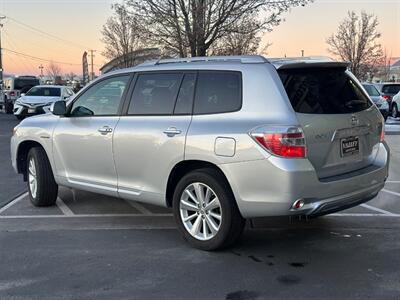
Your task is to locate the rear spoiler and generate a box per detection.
[274,61,350,70]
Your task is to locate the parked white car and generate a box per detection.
[13,85,74,120]
[392,90,400,118]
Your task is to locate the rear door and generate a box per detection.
[278,65,382,179]
[113,72,195,205]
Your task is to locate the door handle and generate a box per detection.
[163,127,182,137]
[98,126,113,135]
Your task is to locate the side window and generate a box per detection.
[194,72,242,114]
[128,73,183,115]
[174,73,196,115]
[70,76,129,117]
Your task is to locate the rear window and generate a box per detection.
[382,84,400,94]
[194,71,241,114]
[129,73,183,115]
[278,68,372,114]
[362,84,380,97]
[26,87,61,97]
[14,78,40,91]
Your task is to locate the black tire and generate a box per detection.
[172,168,245,251]
[27,147,58,207]
[392,103,398,119]
[16,115,25,121]
[5,101,13,114]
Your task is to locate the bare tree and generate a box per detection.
[210,18,262,55]
[101,3,145,68]
[126,0,311,57]
[327,11,384,80]
[47,62,62,81]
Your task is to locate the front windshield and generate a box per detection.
[26,87,61,97]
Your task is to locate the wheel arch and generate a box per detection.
[16,140,47,181]
[165,160,234,208]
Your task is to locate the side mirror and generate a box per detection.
[50,101,67,116]
[21,93,25,97]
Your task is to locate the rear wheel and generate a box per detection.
[27,147,58,206]
[172,168,245,250]
[392,103,398,119]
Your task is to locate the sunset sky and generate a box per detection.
[0,0,399,77]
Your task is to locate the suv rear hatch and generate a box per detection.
[277,62,382,179]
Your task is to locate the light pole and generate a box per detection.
[0,16,6,91]
[39,64,44,82]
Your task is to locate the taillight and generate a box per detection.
[9,91,15,96]
[250,126,307,158]
[382,95,390,101]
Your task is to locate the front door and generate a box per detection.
[53,75,131,196]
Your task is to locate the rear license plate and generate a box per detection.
[341,136,359,157]
[27,108,35,113]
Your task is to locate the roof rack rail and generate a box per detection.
[139,55,268,67]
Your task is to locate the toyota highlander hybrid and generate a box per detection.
[11,56,389,250]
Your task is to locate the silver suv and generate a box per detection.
[11,56,389,250]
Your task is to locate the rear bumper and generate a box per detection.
[220,142,389,218]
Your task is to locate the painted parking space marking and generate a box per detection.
[381,189,400,197]
[360,203,397,216]
[126,201,153,215]
[56,198,75,216]
[0,213,173,219]
[0,192,28,214]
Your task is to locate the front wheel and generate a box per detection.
[27,147,58,206]
[173,169,245,250]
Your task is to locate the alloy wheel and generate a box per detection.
[28,157,37,199]
[179,182,222,241]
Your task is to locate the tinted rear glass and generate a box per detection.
[362,84,380,97]
[382,85,400,94]
[129,73,182,115]
[194,72,241,114]
[278,68,372,114]
[26,87,61,97]
[14,78,40,90]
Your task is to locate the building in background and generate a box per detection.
[100,48,162,74]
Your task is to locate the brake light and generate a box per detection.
[380,120,385,142]
[9,91,15,96]
[382,95,390,101]
[250,126,307,158]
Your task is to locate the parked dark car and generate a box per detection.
[374,83,400,118]
[362,83,389,120]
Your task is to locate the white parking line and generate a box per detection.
[0,192,28,214]
[330,213,400,217]
[126,200,153,215]
[386,181,400,183]
[0,213,173,219]
[360,203,397,216]
[382,189,400,197]
[56,198,75,216]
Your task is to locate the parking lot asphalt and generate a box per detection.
[1,113,400,299]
